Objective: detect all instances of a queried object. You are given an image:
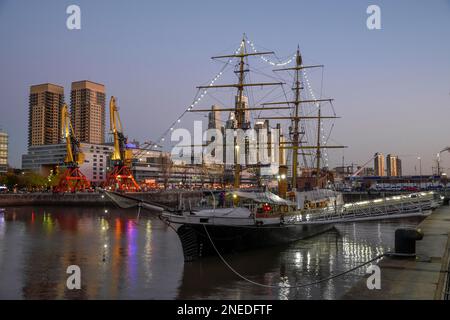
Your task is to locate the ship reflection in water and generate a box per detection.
[0,206,421,299]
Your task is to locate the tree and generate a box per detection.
[0,172,19,189]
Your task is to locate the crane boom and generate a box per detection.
[106,96,140,191]
[110,96,125,161]
[57,104,90,192]
[61,104,74,164]
[61,104,84,165]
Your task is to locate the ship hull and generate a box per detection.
[176,222,334,261]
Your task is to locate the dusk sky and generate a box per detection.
[0,0,449,174]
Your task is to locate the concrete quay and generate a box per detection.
[0,190,203,208]
[343,204,450,299]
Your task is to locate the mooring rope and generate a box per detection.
[203,224,392,289]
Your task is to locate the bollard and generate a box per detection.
[394,228,423,256]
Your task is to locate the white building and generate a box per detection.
[22,143,113,183]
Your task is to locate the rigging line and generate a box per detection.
[246,38,295,67]
[157,88,201,138]
[154,55,236,143]
[154,42,246,145]
[249,66,287,83]
[327,136,346,147]
[296,73,310,169]
[325,123,335,146]
[203,224,387,289]
[245,64,257,124]
[319,66,329,167]
[330,101,337,117]
[207,92,230,109]
[254,68,288,118]
[252,86,283,119]
[251,80,290,113]
[301,78,315,167]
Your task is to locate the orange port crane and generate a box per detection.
[105,96,140,191]
[57,104,91,192]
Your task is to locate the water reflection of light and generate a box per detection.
[306,252,311,272]
[115,218,121,238]
[278,282,290,300]
[127,220,138,285]
[143,220,153,283]
[294,252,302,268]
[377,223,382,244]
[100,217,109,231]
[42,212,54,233]
[341,232,384,268]
[0,212,5,238]
[127,220,137,255]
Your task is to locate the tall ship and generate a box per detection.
[106,36,442,261]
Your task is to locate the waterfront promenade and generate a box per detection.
[343,204,450,299]
[0,190,203,208]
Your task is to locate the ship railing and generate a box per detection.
[291,195,434,223]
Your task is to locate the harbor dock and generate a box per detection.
[343,204,450,299]
[0,190,202,208]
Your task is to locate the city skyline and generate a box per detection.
[0,0,449,174]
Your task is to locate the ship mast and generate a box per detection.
[259,47,344,191]
[193,35,285,189]
[316,106,322,184]
[291,47,303,190]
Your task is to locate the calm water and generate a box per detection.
[0,206,422,299]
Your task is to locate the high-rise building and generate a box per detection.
[386,154,398,176]
[70,80,106,144]
[235,95,250,129]
[396,157,402,176]
[28,83,64,147]
[208,105,221,130]
[225,112,237,129]
[374,152,385,176]
[0,130,8,174]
